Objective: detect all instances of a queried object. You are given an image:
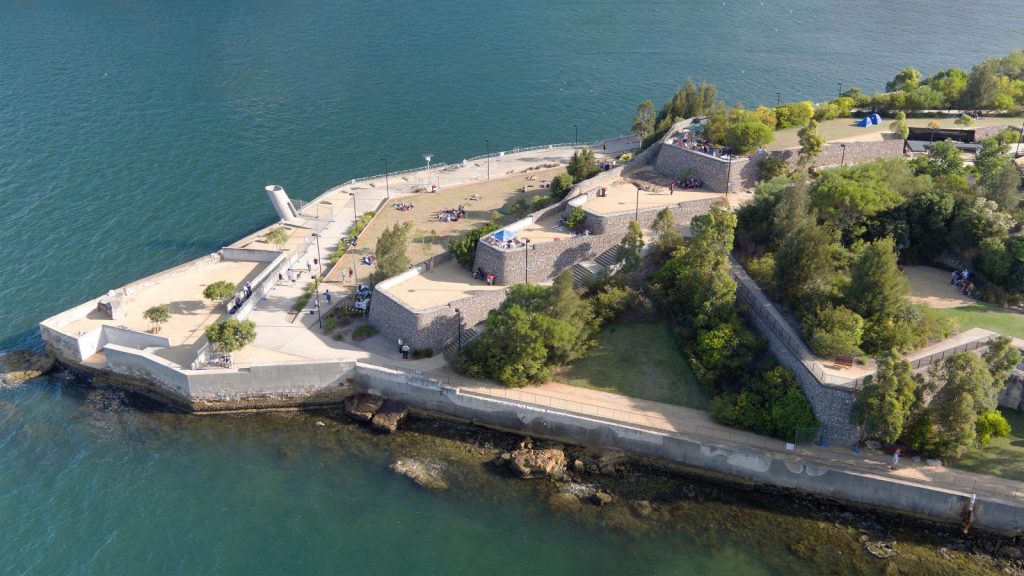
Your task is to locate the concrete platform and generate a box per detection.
[383,260,505,311]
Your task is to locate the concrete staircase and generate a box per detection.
[571,245,622,288]
[594,245,621,269]
[445,324,482,356]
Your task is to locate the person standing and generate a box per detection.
[669,181,674,195]
[325,289,332,304]
[401,344,410,360]
[890,448,901,470]
[398,337,404,353]
[306,261,312,272]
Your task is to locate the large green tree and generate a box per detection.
[652,207,683,255]
[886,67,922,92]
[853,350,917,443]
[797,119,825,167]
[845,237,910,321]
[725,119,774,154]
[204,319,257,353]
[372,222,414,284]
[617,220,645,273]
[632,99,656,143]
[567,148,599,183]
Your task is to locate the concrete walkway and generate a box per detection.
[448,375,1024,503]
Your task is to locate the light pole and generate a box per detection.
[349,192,357,221]
[524,239,531,284]
[726,156,733,200]
[313,279,323,329]
[485,139,490,180]
[312,232,323,277]
[776,92,781,106]
[380,157,390,199]
[423,154,433,189]
[574,124,578,148]
[838,82,843,98]
[635,185,641,221]
[840,143,847,166]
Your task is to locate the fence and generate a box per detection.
[907,334,998,370]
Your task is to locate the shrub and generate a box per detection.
[264,227,290,249]
[323,316,338,332]
[531,195,556,211]
[291,280,321,313]
[143,304,171,333]
[204,319,256,352]
[618,152,634,163]
[976,411,1012,446]
[550,172,575,199]
[745,253,776,293]
[567,148,599,182]
[591,284,639,325]
[804,305,864,358]
[758,156,787,181]
[773,101,814,129]
[411,348,434,359]
[352,325,378,341]
[203,280,236,302]
[565,206,586,232]
[450,222,500,267]
[724,120,774,154]
[710,366,818,440]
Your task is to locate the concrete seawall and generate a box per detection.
[354,363,1024,534]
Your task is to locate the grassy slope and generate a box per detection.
[560,322,708,409]
[933,303,1024,340]
[955,409,1024,482]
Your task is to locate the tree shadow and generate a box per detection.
[168,300,207,315]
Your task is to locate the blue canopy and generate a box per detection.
[494,229,517,242]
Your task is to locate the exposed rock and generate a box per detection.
[509,446,567,479]
[0,350,55,387]
[343,393,384,422]
[371,399,409,433]
[997,545,1022,560]
[390,458,448,490]
[572,459,585,474]
[592,490,614,506]
[865,541,898,559]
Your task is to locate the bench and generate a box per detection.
[834,355,855,369]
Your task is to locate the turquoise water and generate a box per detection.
[1,1,1022,573]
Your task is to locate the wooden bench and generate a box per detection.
[834,355,855,369]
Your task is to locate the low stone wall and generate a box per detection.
[474,233,620,286]
[655,144,750,193]
[369,277,510,352]
[589,196,722,236]
[353,363,1024,534]
[974,124,1020,141]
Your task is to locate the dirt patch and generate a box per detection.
[904,265,974,309]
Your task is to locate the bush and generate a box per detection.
[567,148,599,182]
[710,366,818,440]
[291,280,321,313]
[758,156,787,181]
[804,305,864,358]
[352,325,378,341]
[263,227,290,249]
[323,316,338,332]
[143,304,171,332]
[618,152,634,163]
[591,284,639,325]
[976,410,1012,446]
[745,253,776,293]
[532,195,556,211]
[204,319,257,352]
[203,280,236,302]
[411,348,434,359]
[450,222,500,267]
[724,120,774,154]
[550,172,575,199]
[566,206,586,232]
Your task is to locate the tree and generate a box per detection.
[797,119,825,167]
[652,207,683,255]
[919,139,964,178]
[567,148,599,183]
[617,220,644,272]
[565,206,586,232]
[983,335,1023,387]
[886,67,921,92]
[632,99,656,143]
[976,411,1012,446]
[853,350,917,443]
[805,305,864,358]
[975,138,1022,211]
[774,101,814,129]
[372,222,414,284]
[758,156,787,182]
[143,304,170,333]
[954,113,975,127]
[924,68,968,109]
[264,227,290,250]
[549,172,575,199]
[203,280,236,304]
[845,237,910,321]
[449,221,500,267]
[771,187,835,311]
[809,159,907,238]
[724,120,774,154]
[930,352,998,458]
[204,319,257,352]
[889,111,909,139]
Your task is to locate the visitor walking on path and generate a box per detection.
[324,289,331,304]
[890,448,901,470]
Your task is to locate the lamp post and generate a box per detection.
[574,124,578,148]
[312,232,323,278]
[380,157,390,199]
[423,154,433,189]
[725,155,733,200]
[635,185,641,221]
[838,82,843,98]
[485,139,490,180]
[840,143,847,166]
[776,92,781,106]
[524,239,531,284]
[349,192,357,221]
[313,280,323,329]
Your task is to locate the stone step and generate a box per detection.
[594,246,621,268]
[571,263,593,288]
[445,327,480,355]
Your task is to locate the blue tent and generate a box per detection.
[494,229,517,242]
[869,113,883,125]
[856,116,874,127]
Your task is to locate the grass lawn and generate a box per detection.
[766,115,1023,151]
[932,303,1024,340]
[954,408,1024,482]
[559,321,708,409]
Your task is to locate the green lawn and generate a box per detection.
[560,322,708,409]
[955,409,1024,482]
[765,115,1023,151]
[933,303,1024,340]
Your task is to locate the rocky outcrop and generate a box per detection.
[503,438,567,479]
[390,458,448,490]
[344,393,384,422]
[0,350,54,387]
[371,399,409,433]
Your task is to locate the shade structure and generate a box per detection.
[493,229,517,242]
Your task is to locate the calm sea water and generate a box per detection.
[1,1,1022,573]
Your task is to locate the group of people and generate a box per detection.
[951,269,976,297]
[392,201,414,212]
[669,177,703,192]
[598,160,617,171]
[226,282,254,315]
[436,205,466,222]
[473,267,496,285]
[360,255,376,266]
[673,137,736,160]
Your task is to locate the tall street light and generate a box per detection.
[380,157,390,199]
[838,82,843,98]
[349,192,357,221]
[840,143,847,166]
[524,239,531,284]
[776,92,781,106]
[312,232,323,277]
[725,156,733,200]
[424,154,433,189]
[485,139,490,180]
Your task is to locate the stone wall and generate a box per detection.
[368,275,510,352]
[589,196,722,236]
[973,124,1020,141]
[353,363,1024,534]
[654,144,748,193]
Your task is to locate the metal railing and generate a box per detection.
[907,335,998,370]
